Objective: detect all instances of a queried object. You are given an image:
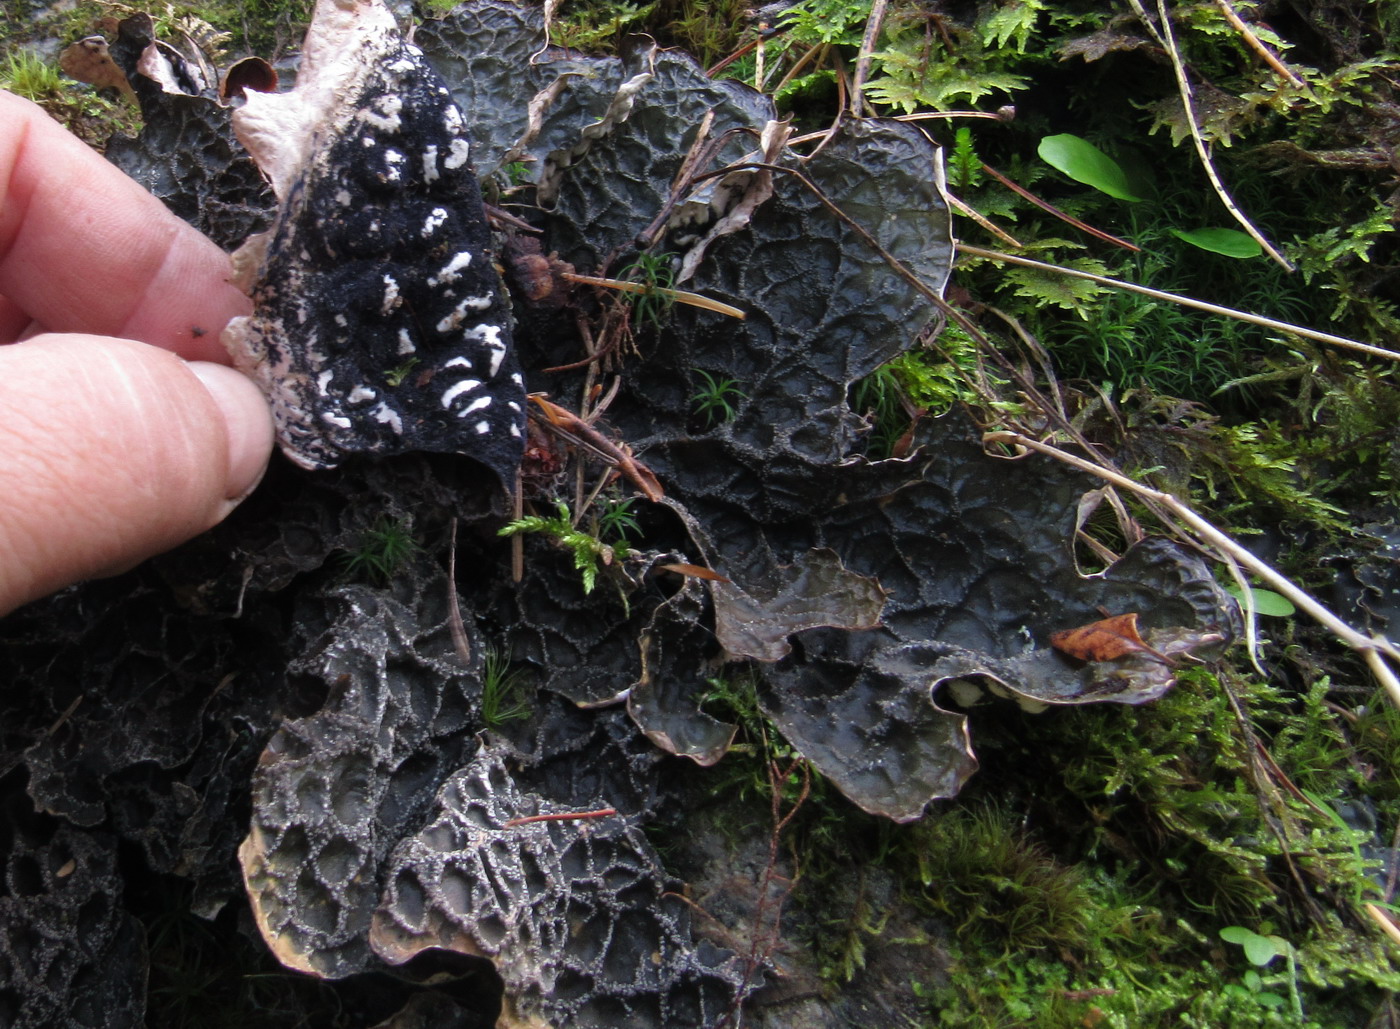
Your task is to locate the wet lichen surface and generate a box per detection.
[3,0,1400,1027]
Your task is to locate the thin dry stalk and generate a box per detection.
[771,40,829,97]
[1212,0,1304,86]
[724,753,810,1025]
[944,190,1025,249]
[447,519,472,665]
[850,0,888,116]
[980,162,1139,251]
[1364,904,1400,947]
[957,244,1400,362]
[561,272,746,319]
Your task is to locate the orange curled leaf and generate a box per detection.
[1050,612,1172,665]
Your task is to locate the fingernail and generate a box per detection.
[189,362,275,501]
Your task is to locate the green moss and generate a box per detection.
[0,48,64,101]
[338,515,421,584]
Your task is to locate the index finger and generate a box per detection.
[0,90,251,363]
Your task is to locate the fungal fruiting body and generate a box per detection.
[222,0,525,483]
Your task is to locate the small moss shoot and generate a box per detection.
[690,370,748,428]
[337,516,420,585]
[480,646,531,728]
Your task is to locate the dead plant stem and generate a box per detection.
[1212,0,1304,86]
[851,0,888,117]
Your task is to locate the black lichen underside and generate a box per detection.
[229,30,525,481]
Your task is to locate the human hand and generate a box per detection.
[0,90,274,615]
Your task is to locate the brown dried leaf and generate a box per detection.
[59,37,136,101]
[221,56,279,100]
[1050,612,1155,664]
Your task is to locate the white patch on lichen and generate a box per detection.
[444,137,471,170]
[381,148,405,183]
[322,412,353,428]
[380,273,401,315]
[422,145,439,183]
[511,373,523,385]
[509,423,521,437]
[396,328,415,354]
[443,106,463,134]
[461,396,492,415]
[317,369,334,394]
[444,356,473,369]
[360,94,403,132]
[441,379,483,409]
[422,207,448,238]
[474,420,491,434]
[347,385,377,403]
[361,135,376,147]
[428,251,472,286]
[435,296,493,333]
[335,189,352,206]
[507,401,521,412]
[464,324,507,377]
[334,313,347,327]
[371,402,403,433]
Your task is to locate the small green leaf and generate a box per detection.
[1037,134,1144,202]
[1171,227,1262,259]
[1244,935,1283,967]
[1224,585,1296,617]
[1222,926,1283,966]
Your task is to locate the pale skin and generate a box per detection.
[0,90,275,615]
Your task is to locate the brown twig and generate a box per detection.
[1216,674,1327,923]
[527,395,665,502]
[980,162,1140,251]
[560,272,746,319]
[1213,0,1305,87]
[942,190,1025,249]
[502,808,617,828]
[722,753,811,1027]
[850,0,888,117]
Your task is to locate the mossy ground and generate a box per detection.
[5,0,1398,1024]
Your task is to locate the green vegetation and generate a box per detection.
[498,499,631,595]
[0,48,64,101]
[383,357,420,387]
[337,516,420,584]
[683,663,1400,1026]
[619,251,679,332]
[480,645,532,728]
[690,369,748,427]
